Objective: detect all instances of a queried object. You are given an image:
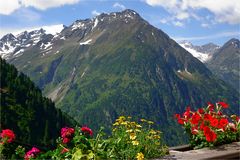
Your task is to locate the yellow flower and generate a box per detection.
[132,140,139,145]
[140,119,147,122]
[136,124,142,128]
[130,122,136,126]
[113,122,120,126]
[153,135,161,139]
[136,152,144,160]
[121,121,128,125]
[149,129,157,135]
[129,132,136,140]
[127,116,132,119]
[126,129,133,133]
[135,129,141,132]
[147,121,154,125]
[119,116,126,120]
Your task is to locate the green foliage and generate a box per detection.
[0,117,168,160]
[0,58,75,158]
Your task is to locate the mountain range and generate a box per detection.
[178,41,220,62]
[0,9,239,146]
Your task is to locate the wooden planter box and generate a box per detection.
[161,142,240,160]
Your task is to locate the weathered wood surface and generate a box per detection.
[158,142,240,160]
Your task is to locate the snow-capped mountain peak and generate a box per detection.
[178,41,220,63]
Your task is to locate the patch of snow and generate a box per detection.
[152,32,154,36]
[32,37,41,45]
[92,18,99,30]
[0,43,16,59]
[72,67,76,76]
[72,22,85,31]
[80,39,92,45]
[185,68,191,75]
[81,71,85,78]
[40,42,52,50]
[60,36,65,40]
[24,44,31,47]
[179,43,210,62]
[54,50,59,54]
[14,49,24,56]
[125,14,133,19]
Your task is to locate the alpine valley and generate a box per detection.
[1,9,239,146]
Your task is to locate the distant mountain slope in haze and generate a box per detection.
[1,9,239,146]
[207,38,240,91]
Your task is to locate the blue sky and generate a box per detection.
[0,0,239,45]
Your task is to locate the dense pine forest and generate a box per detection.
[0,57,75,158]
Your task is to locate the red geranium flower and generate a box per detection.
[190,113,201,125]
[204,114,213,121]
[218,102,229,108]
[175,114,181,119]
[61,127,74,143]
[210,117,219,128]
[203,126,217,142]
[177,118,184,125]
[218,118,228,129]
[200,122,206,131]
[207,102,214,111]
[81,126,93,136]
[0,129,15,143]
[183,106,191,119]
[191,126,198,135]
[61,148,69,154]
[24,147,40,160]
[198,108,204,114]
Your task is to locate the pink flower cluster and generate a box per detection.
[81,126,93,136]
[0,129,15,144]
[61,127,75,144]
[24,147,40,160]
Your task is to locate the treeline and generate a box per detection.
[0,57,75,149]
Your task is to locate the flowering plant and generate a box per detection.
[175,102,240,149]
[109,116,168,159]
[0,129,15,144]
[0,117,168,159]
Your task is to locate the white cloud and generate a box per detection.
[201,23,210,28]
[144,0,240,24]
[0,0,80,15]
[173,31,239,41]
[20,0,80,10]
[0,0,20,15]
[113,2,126,10]
[160,18,168,24]
[91,10,100,16]
[173,21,184,27]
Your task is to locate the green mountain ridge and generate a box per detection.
[5,9,240,146]
[207,38,240,91]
